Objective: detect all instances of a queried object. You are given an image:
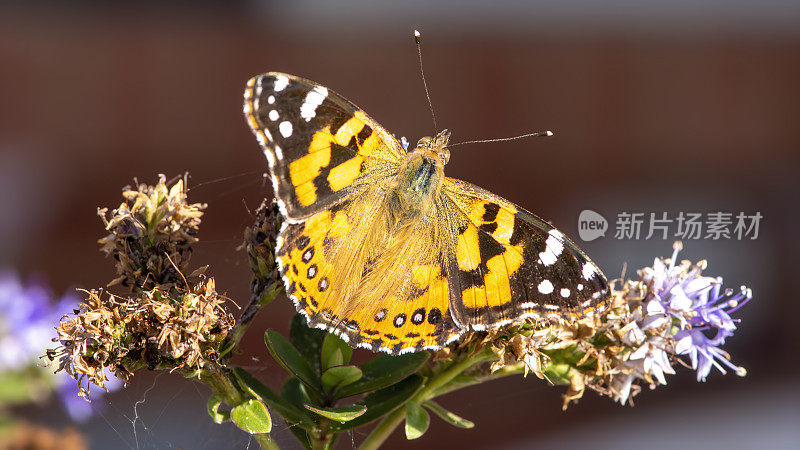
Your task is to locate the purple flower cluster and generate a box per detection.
[0,271,121,421]
[640,246,751,381]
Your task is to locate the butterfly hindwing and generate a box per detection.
[244,73,406,221]
[442,178,610,330]
[276,195,463,354]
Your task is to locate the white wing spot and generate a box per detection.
[274,145,283,160]
[269,110,279,121]
[582,262,598,280]
[300,86,328,121]
[577,283,584,291]
[538,229,564,266]
[538,250,557,266]
[279,121,293,138]
[268,95,275,104]
[537,279,554,294]
[273,75,289,92]
[264,149,275,167]
[560,288,570,298]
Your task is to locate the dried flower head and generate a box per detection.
[98,174,206,290]
[48,277,233,398]
[241,199,284,309]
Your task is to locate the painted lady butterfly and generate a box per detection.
[244,72,609,354]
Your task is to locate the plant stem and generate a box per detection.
[310,419,334,450]
[254,433,281,450]
[201,363,281,450]
[358,348,495,450]
[433,361,526,397]
[358,407,406,450]
[419,348,495,399]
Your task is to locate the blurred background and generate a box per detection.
[1,1,799,448]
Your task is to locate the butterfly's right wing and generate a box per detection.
[244,72,406,222]
[441,177,610,330]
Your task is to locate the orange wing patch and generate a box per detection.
[453,198,527,312]
[285,111,399,207]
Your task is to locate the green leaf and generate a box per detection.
[332,374,425,431]
[404,402,430,440]
[336,352,429,398]
[321,365,363,395]
[320,333,353,370]
[542,363,572,385]
[542,344,593,368]
[206,394,229,424]
[541,344,595,383]
[232,367,314,427]
[304,404,367,423]
[424,400,474,429]
[282,377,313,410]
[231,399,272,434]
[290,313,326,376]
[265,329,321,393]
[257,282,283,307]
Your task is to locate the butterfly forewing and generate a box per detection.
[244,73,405,221]
[442,178,610,329]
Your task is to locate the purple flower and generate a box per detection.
[674,328,744,381]
[0,271,122,421]
[0,272,73,371]
[56,368,123,422]
[392,134,410,151]
[639,245,751,381]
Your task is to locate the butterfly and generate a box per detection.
[243,72,609,355]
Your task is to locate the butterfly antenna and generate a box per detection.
[449,130,554,148]
[414,29,438,131]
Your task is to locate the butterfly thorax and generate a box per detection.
[393,129,451,209]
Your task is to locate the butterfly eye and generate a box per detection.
[416,137,432,149]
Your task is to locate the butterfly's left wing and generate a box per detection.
[244,72,407,222]
[441,178,610,330]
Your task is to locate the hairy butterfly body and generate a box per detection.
[244,73,609,354]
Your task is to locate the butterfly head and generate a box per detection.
[415,129,451,165]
